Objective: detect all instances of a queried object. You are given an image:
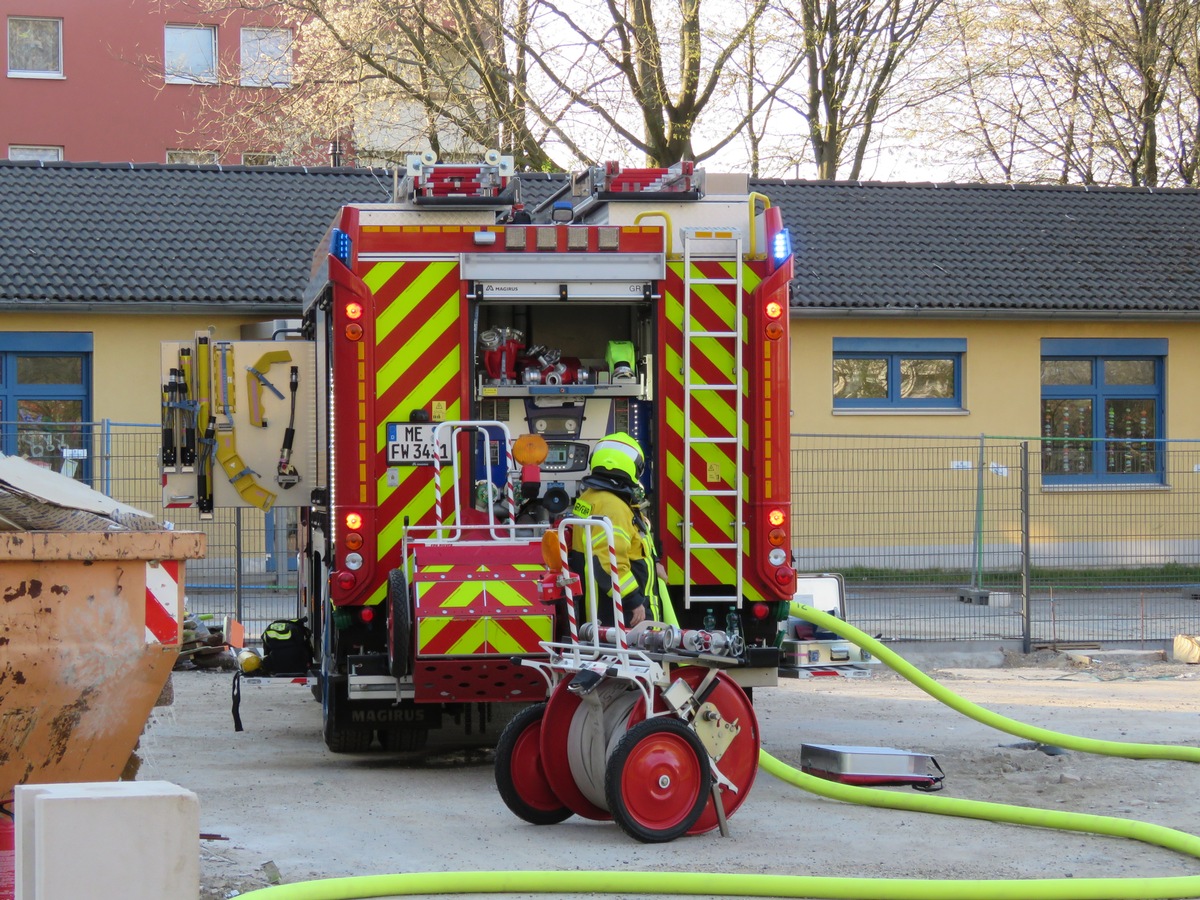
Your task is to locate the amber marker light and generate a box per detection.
[345,323,363,341]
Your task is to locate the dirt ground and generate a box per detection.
[138,648,1200,899]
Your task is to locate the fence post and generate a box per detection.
[1020,440,1032,653]
[235,507,244,624]
[101,418,112,496]
[972,433,986,589]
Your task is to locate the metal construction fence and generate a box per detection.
[9,421,302,638]
[792,433,1200,647]
[12,421,1200,648]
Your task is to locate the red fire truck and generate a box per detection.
[162,153,797,759]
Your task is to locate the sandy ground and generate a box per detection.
[138,650,1200,899]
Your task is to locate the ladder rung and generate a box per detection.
[688,436,738,445]
[684,384,737,392]
[687,489,738,498]
[689,330,738,339]
[690,541,739,550]
[688,277,739,286]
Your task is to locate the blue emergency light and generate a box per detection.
[772,228,792,266]
[331,228,352,265]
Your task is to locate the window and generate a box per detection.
[242,152,282,166]
[166,149,218,164]
[8,145,62,161]
[0,333,91,482]
[1040,338,1164,484]
[8,16,62,77]
[833,338,965,410]
[240,27,291,87]
[165,24,216,84]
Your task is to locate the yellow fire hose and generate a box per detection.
[238,606,1200,899]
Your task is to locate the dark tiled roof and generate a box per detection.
[4,162,1199,316]
[765,180,1200,314]
[0,161,392,311]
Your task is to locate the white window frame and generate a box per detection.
[8,145,63,161]
[164,24,217,85]
[166,149,218,165]
[8,16,63,78]
[240,27,291,88]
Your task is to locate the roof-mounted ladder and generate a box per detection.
[680,228,745,609]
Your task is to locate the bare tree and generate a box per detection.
[164,0,823,169]
[924,0,1197,186]
[779,0,949,180]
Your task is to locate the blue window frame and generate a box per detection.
[1040,338,1164,485]
[0,332,93,481]
[833,338,965,409]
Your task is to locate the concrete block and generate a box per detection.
[957,588,990,605]
[1173,634,1200,664]
[15,781,198,900]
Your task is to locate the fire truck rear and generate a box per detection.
[164,152,797,753]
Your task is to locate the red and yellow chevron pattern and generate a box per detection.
[659,259,769,602]
[359,258,466,606]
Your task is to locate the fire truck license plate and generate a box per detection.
[386,423,451,465]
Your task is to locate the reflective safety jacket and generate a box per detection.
[568,488,647,626]
[634,510,678,627]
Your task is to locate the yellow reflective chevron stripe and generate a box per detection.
[436,582,486,608]
[487,616,553,653]
[485,582,537,607]
[418,616,488,655]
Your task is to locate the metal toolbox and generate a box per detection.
[800,743,942,787]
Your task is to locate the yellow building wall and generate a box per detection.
[788,317,1200,568]
[0,313,270,424]
[790,317,1200,440]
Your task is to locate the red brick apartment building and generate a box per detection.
[2,0,291,164]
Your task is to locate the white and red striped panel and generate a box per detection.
[145,559,182,644]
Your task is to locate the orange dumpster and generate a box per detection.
[0,456,205,812]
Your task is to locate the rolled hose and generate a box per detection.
[238,605,1200,899]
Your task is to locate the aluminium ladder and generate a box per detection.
[680,228,744,609]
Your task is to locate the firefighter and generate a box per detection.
[569,432,658,628]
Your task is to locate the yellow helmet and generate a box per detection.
[237,648,263,674]
[590,432,644,481]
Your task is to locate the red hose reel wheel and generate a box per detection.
[538,675,614,821]
[625,665,761,835]
[494,702,572,825]
[605,716,710,843]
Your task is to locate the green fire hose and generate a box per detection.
[238,605,1200,900]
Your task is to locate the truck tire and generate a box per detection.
[322,677,372,753]
[388,569,412,677]
[381,725,430,752]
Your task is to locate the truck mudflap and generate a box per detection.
[409,542,556,702]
